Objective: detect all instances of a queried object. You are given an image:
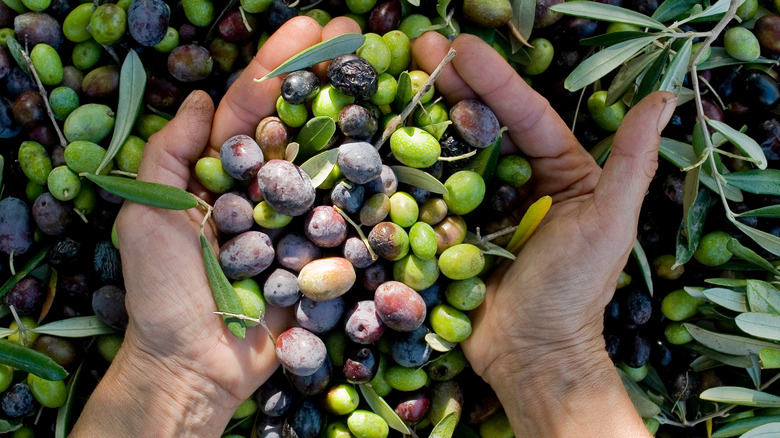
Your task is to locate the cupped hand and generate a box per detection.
[414,32,676,389]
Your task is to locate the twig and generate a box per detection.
[571,86,587,134]
[213,311,276,345]
[73,208,88,224]
[109,170,139,178]
[8,251,14,276]
[333,205,378,261]
[688,372,780,427]
[437,149,477,161]
[374,48,456,150]
[698,74,726,110]
[19,50,67,148]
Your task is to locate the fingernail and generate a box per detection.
[176,91,197,116]
[657,96,677,135]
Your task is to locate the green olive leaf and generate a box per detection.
[747,280,780,314]
[617,369,662,417]
[707,119,767,169]
[581,31,653,47]
[300,148,340,189]
[5,37,30,76]
[606,50,662,107]
[30,316,116,337]
[702,288,748,313]
[675,187,713,267]
[588,134,614,166]
[701,387,780,408]
[565,36,659,91]
[705,278,748,287]
[98,50,146,175]
[390,166,448,195]
[687,343,754,369]
[658,138,744,202]
[730,220,780,257]
[422,121,452,141]
[651,0,699,22]
[430,412,459,438]
[633,43,670,105]
[83,174,198,210]
[698,47,776,70]
[0,339,68,380]
[736,313,780,341]
[723,170,780,196]
[395,72,413,108]
[549,1,665,29]
[425,333,456,352]
[691,0,744,21]
[658,37,692,96]
[462,127,506,181]
[632,240,654,297]
[255,33,366,82]
[296,116,336,160]
[200,232,246,339]
[717,418,780,438]
[0,247,48,301]
[684,324,780,356]
[55,361,84,438]
[358,384,412,435]
[0,419,21,434]
[737,205,780,218]
[513,0,536,42]
[0,0,26,13]
[727,238,780,276]
[759,350,780,369]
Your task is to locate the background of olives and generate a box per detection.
[0,0,777,437]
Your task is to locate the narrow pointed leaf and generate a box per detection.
[395,72,413,108]
[703,288,748,312]
[723,170,780,195]
[549,2,665,29]
[688,343,753,368]
[707,119,767,169]
[358,384,412,434]
[632,239,654,296]
[606,50,662,106]
[727,238,780,276]
[31,316,116,337]
[0,339,67,380]
[0,328,15,338]
[747,280,780,315]
[506,196,552,253]
[684,324,780,356]
[588,134,614,165]
[200,232,246,339]
[430,412,459,438]
[652,0,699,22]
[741,422,780,437]
[698,47,776,70]
[675,187,713,266]
[55,361,84,438]
[256,33,365,82]
[658,138,743,201]
[633,44,669,105]
[658,37,692,95]
[581,31,655,47]
[84,174,198,210]
[296,116,336,160]
[737,205,780,218]
[731,220,780,257]
[693,0,745,20]
[700,386,780,408]
[5,37,30,76]
[98,50,146,175]
[480,241,517,260]
[565,36,658,91]
[513,0,536,41]
[617,369,662,417]
[0,247,48,300]
[706,278,748,287]
[712,416,780,437]
[736,313,780,341]
[301,148,340,189]
[462,128,505,181]
[390,166,448,194]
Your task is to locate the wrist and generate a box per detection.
[72,330,240,437]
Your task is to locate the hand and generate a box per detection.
[71,16,360,437]
[414,32,676,437]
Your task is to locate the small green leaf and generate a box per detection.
[0,247,48,301]
[55,361,84,438]
[692,0,745,20]
[703,288,748,313]
[581,31,655,47]
[723,170,780,196]
[461,128,505,181]
[200,232,246,339]
[256,33,366,82]
[436,0,452,20]
[300,148,340,189]
[390,166,448,195]
[30,316,116,337]
[698,47,776,70]
[395,72,413,108]
[422,121,452,140]
[741,422,780,437]
[425,333,456,352]
[632,240,654,297]
[98,50,146,175]
[633,44,669,105]
[701,387,780,408]
[684,324,780,356]
[358,384,412,435]
[480,241,517,260]
[83,174,198,210]
[0,339,68,380]
[688,343,754,368]
[6,37,30,76]
[588,134,614,165]
[747,280,780,314]
[617,369,662,417]
[707,119,767,169]
[565,36,658,91]
[0,419,21,434]
[712,415,780,437]
[736,313,780,341]
[0,328,14,338]
[727,238,780,276]
[658,37,692,95]
[606,50,662,106]
[706,278,748,287]
[731,220,780,257]
[430,412,459,438]
[651,0,699,22]
[513,0,536,41]
[737,205,780,218]
[506,196,552,253]
[549,2,665,29]
[296,116,336,160]
[675,188,714,266]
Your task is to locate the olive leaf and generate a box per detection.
[737,205,780,218]
[723,170,780,196]
[0,419,21,434]
[706,278,747,287]
[422,121,452,140]
[617,369,662,417]
[658,37,692,95]
[691,0,741,21]
[760,349,780,369]
[632,240,654,297]
[688,343,753,369]
[581,31,654,47]
[512,0,536,42]
[565,36,659,91]
[727,238,780,276]
[55,361,84,438]
[658,138,743,201]
[300,148,340,189]
[549,1,666,29]
[425,333,456,352]
[0,247,48,301]
[740,422,780,437]
[711,415,780,437]
[736,313,780,341]
[430,412,459,438]
[296,116,336,160]
[698,47,776,70]
[730,220,780,257]
[701,387,780,408]
[651,0,699,22]
[505,196,551,253]
[97,50,146,175]
[0,0,26,13]
[462,127,506,181]
[707,119,767,169]
[30,316,116,337]
[0,339,68,380]
[358,384,412,435]
[390,166,448,195]
[479,241,517,260]
[394,72,413,109]
[633,44,669,105]
[200,232,246,339]
[606,50,662,106]
[684,324,780,356]
[747,280,780,314]
[588,134,614,165]
[5,37,30,76]
[83,174,199,210]
[702,288,748,313]
[675,187,713,267]
[255,33,366,82]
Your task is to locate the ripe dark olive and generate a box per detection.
[741,71,780,110]
[327,54,378,101]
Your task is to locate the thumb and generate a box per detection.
[594,91,676,220]
[137,90,215,190]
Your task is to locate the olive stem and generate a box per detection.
[374,48,457,150]
[108,170,139,178]
[8,251,14,277]
[713,148,762,163]
[73,208,89,224]
[8,305,27,346]
[333,205,378,261]
[478,225,519,243]
[212,311,276,346]
[570,85,588,134]
[697,75,726,110]
[437,149,477,161]
[18,49,68,148]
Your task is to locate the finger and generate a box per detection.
[137,90,214,190]
[312,16,362,79]
[595,91,676,220]
[412,31,477,103]
[210,16,323,149]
